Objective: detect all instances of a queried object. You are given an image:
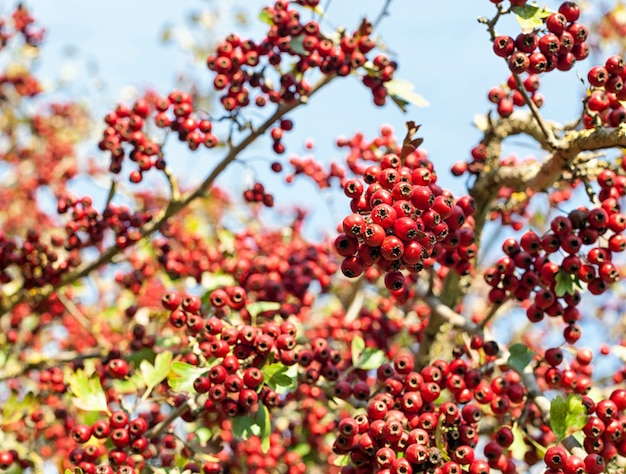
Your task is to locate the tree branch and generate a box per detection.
[0,74,337,317]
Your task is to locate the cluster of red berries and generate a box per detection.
[539,389,626,472]
[268,118,293,154]
[162,290,299,417]
[0,68,41,97]
[0,4,45,49]
[486,73,543,118]
[0,192,146,290]
[205,0,396,112]
[206,429,306,474]
[68,409,170,473]
[485,175,626,339]
[282,153,346,189]
[243,182,274,207]
[98,91,218,183]
[58,194,153,250]
[493,3,588,76]
[336,146,476,290]
[583,55,626,128]
[334,353,533,473]
[148,209,336,320]
[0,228,77,289]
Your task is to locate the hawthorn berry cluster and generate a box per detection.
[584,55,626,128]
[58,195,153,250]
[162,290,296,415]
[539,389,626,472]
[333,353,533,474]
[336,137,476,291]
[98,91,218,183]
[487,73,543,118]
[485,172,626,340]
[243,181,275,207]
[205,0,397,111]
[493,3,588,76]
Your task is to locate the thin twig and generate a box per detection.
[144,400,191,439]
[372,0,393,31]
[512,74,560,150]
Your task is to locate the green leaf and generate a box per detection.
[1,391,36,425]
[550,394,587,441]
[232,414,259,439]
[356,348,387,370]
[351,335,365,366]
[512,4,552,34]
[333,454,351,467]
[289,36,308,56]
[435,414,451,462]
[200,272,236,294]
[508,343,534,374]
[262,362,297,394]
[68,370,108,413]
[141,351,173,393]
[196,427,212,444]
[384,79,429,112]
[509,424,528,460]
[565,395,587,436]
[168,361,208,393]
[257,404,271,453]
[258,9,273,26]
[247,301,281,320]
[555,270,576,297]
[112,373,144,394]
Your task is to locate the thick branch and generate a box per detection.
[475,121,626,196]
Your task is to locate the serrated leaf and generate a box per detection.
[232,414,258,438]
[257,404,271,453]
[112,373,144,394]
[508,343,534,374]
[262,362,297,394]
[351,335,365,366]
[565,394,587,435]
[141,351,173,393]
[555,270,577,297]
[258,9,273,26]
[68,370,108,412]
[512,4,552,34]
[356,348,387,370]
[168,361,208,393]
[550,394,587,442]
[384,79,429,111]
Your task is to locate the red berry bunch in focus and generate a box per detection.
[331,353,528,473]
[336,126,476,290]
[584,55,626,128]
[205,1,397,111]
[485,185,626,340]
[493,2,588,76]
[98,91,218,183]
[487,73,544,118]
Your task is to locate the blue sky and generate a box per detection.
[22,0,587,233]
